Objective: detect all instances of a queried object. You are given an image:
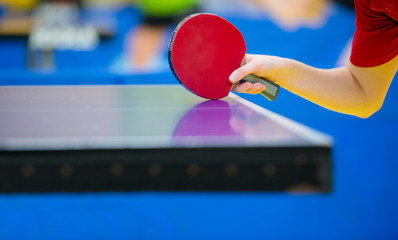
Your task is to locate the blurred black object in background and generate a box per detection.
[334,0,354,9]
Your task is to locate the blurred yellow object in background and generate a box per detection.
[250,0,329,31]
[0,0,39,11]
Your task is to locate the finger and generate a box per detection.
[246,83,265,94]
[248,83,266,94]
[231,82,253,93]
[232,82,265,95]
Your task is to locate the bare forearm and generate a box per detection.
[230,54,397,118]
[276,60,375,117]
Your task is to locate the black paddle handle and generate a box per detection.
[241,74,280,101]
[238,58,280,101]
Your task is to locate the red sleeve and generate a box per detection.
[350,0,398,67]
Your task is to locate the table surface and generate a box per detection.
[0,85,332,192]
[0,85,331,150]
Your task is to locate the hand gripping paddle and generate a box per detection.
[168,13,280,100]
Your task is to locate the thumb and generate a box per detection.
[229,62,256,84]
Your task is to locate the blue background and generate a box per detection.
[0,3,397,239]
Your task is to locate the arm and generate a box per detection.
[229,54,398,118]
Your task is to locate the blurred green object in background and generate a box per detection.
[138,0,198,18]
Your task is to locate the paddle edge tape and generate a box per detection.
[168,13,221,98]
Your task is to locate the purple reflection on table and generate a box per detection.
[173,100,239,138]
[172,98,308,146]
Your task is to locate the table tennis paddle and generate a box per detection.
[168,13,280,100]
